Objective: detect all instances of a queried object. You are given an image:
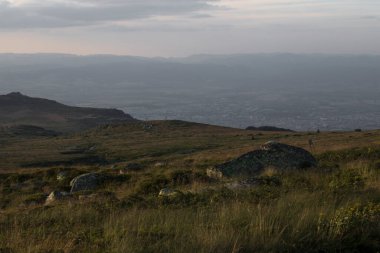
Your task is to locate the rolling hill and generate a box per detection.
[0,92,136,132]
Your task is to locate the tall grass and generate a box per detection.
[102,191,378,253]
[0,157,379,252]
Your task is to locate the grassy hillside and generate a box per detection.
[0,121,379,252]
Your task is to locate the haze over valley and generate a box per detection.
[1,53,380,131]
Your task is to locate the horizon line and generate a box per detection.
[1,52,380,59]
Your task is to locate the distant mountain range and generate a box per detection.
[0,92,135,132]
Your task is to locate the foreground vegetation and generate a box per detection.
[0,121,379,252]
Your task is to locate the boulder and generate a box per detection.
[70,173,103,193]
[212,141,317,178]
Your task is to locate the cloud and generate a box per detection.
[1,0,379,56]
[0,0,218,29]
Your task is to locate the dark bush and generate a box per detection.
[169,170,192,185]
[136,176,170,194]
[254,175,282,187]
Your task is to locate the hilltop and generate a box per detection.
[0,92,135,132]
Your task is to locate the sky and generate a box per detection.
[0,0,379,56]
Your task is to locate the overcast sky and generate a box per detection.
[0,0,379,56]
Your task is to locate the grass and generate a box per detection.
[0,121,379,252]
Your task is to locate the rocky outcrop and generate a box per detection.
[70,173,103,193]
[210,141,317,178]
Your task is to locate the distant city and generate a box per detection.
[1,53,380,131]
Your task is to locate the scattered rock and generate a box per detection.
[45,191,70,205]
[158,188,180,197]
[70,173,103,193]
[212,141,317,178]
[57,171,68,181]
[118,169,127,175]
[154,162,167,168]
[206,168,223,179]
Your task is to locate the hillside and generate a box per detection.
[0,120,379,252]
[0,92,135,132]
[1,119,380,170]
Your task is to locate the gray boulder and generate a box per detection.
[211,141,317,178]
[70,173,103,193]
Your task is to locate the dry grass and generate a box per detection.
[0,122,379,252]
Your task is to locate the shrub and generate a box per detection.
[255,175,282,187]
[247,186,281,203]
[136,176,170,195]
[329,170,365,191]
[169,170,192,185]
[168,170,213,186]
[5,174,32,184]
[283,174,312,190]
[20,193,47,206]
[318,147,380,163]
[329,202,380,237]
[119,194,147,208]
[158,192,200,207]
[105,174,131,184]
